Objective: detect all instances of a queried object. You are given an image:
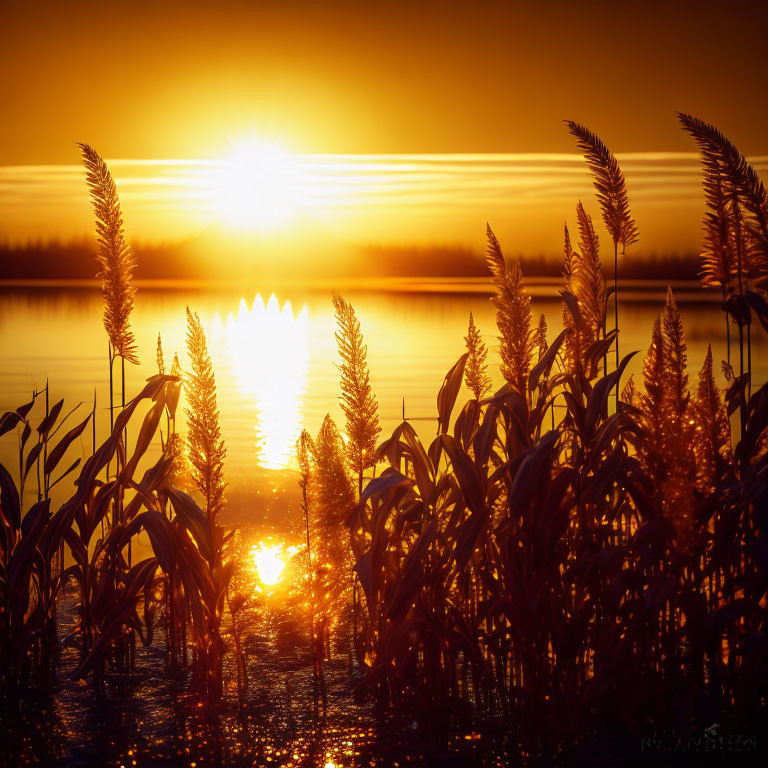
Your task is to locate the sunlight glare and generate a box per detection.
[215,139,301,229]
[251,542,287,586]
[225,294,310,469]
[250,541,299,586]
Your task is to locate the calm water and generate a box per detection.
[0,279,763,525]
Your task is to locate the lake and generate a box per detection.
[0,278,762,534]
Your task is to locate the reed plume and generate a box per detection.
[464,312,492,400]
[311,414,356,706]
[157,340,186,491]
[698,175,737,290]
[184,308,226,523]
[156,333,166,375]
[297,429,315,494]
[678,112,768,411]
[565,203,607,379]
[678,112,768,273]
[636,289,697,542]
[562,221,576,288]
[332,292,381,493]
[485,224,534,397]
[78,143,138,365]
[566,122,638,250]
[566,122,637,403]
[561,223,588,376]
[313,415,356,536]
[574,203,606,336]
[693,345,732,492]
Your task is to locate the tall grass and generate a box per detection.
[567,122,638,405]
[2,116,767,761]
[332,116,768,754]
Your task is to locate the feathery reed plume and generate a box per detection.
[185,308,226,523]
[562,222,576,289]
[332,291,381,493]
[575,203,605,329]
[485,224,534,396]
[464,312,492,400]
[660,289,697,543]
[78,143,138,365]
[156,333,166,376]
[574,203,607,376]
[700,175,736,290]
[297,429,315,495]
[313,415,356,537]
[297,428,315,571]
[567,122,637,403]
[693,345,732,492]
[661,287,689,419]
[566,122,638,250]
[678,112,768,273]
[158,347,186,491]
[678,112,768,409]
[561,222,588,376]
[636,289,696,543]
[640,316,665,449]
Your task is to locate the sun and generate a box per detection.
[215,138,301,230]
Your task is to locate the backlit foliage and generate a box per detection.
[2,116,767,764]
[463,312,492,400]
[308,415,356,634]
[79,143,138,364]
[485,224,534,396]
[566,121,639,250]
[332,292,381,486]
[693,344,732,492]
[679,111,768,277]
[184,308,226,521]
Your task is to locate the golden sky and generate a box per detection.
[1,0,767,250]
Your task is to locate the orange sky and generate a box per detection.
[0,0,766,252]
[1,0,766,163]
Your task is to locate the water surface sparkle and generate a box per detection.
[221,294,310,470]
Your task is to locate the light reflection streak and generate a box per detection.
[224,294,310,470]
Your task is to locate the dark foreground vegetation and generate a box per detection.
[1,114,767,766]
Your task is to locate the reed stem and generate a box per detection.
[614,241,620,409]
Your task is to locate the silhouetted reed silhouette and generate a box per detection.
[1,117,766,764]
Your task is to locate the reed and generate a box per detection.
[463,312,492,400]
[485,223,535,398]
[3,116,767,762]
[332,292,381,495]
[678,112,768,431]
[342,119,768,755]
[567,121,638,407]
[78,144,138,486]
[184,308,226,524]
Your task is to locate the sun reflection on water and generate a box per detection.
[251,540,298,586]
[224,294,310,469]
